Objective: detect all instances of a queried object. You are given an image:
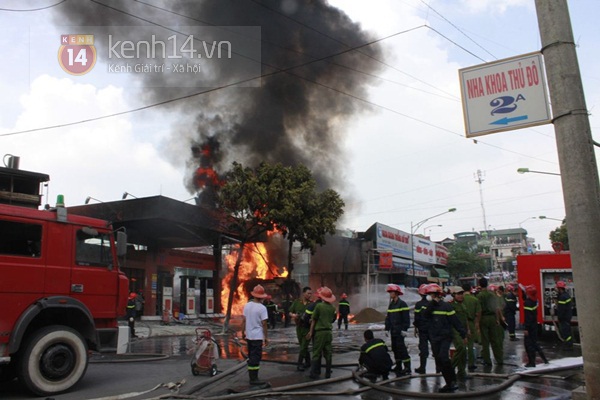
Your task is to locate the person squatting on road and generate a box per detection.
[126,292,137,338]
[424,284,467,393]
[462,283,481,372]
[242,284,269,386]
[358,329,393,382]
[521,284,549,368]
[289,286,313,371]
[384,283,411,376]
[555,281,574,350]
[337,293,350,330]
[306,286,337,379]
[504,284,519,341]
[477,278,504,366]
[413,284,432,374]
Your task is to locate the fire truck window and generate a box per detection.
[76,229,112,267]
[0,220,42,257]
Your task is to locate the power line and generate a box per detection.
[0,0,66,12]
[420,0,497,60]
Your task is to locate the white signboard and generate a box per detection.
[459,52,551,137]
[413,237,436,264]
[374,223,412,259]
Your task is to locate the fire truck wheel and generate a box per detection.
[17,325,88,396]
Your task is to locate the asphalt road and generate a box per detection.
[0,319,585,400]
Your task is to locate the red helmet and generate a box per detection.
[266,294,272,300]
[386,284,403,295]
[425,284,443,294]
[556,281,567,289]
[506,284,514,291]
[418,284,428,296]
[525,284,537,296]
[488,284,497,292]
[341,293,348,299]
[128,292,137,300]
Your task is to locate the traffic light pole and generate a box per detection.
[536,1,600,398]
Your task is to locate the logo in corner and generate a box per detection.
[58,34,97,76]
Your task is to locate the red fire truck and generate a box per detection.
[0,199,129,395]
[516,251,577,331]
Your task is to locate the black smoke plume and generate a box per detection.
[53,0,383,194]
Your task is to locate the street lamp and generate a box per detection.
[84,196,103,204]
[122,192,138,200]
[519,217,537,227]
[539,215,565,222]
[411,208,456,287]
[517,167,561,176]
[422,224,442,236]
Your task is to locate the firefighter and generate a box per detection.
[413,283,431,374]
[521,284,549,367]
[449,286,469,381]
[504,284,518,341]
[126,292,137,338]
[289,286,313,371]
[264,294,277,329]
[477,278,504,366]
[242,284,269,385]
[384,283,411,376]
[462,283,481,372]
[424,284,467,393]
[555,281,574,349]
[359,329,393,382]
[306,286,337,379]
[337,293,350,330]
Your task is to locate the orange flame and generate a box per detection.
[221,232,287,315]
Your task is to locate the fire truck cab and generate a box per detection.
[0,199,129,395]
[516,251,577,332]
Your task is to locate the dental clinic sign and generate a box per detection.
[459,52,551,138]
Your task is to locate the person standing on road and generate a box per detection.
[126,292,137,338]
[337,293,350,330]
[424,284,467,393]
[264,295,277,329]
[555,281,574,350]
[477,278,504,366]
[306,287,337,379]
[135,289,145,320]
[384,283,411,376]
[242,285,269,386]
[358,329,393,382]
[504,284,518,341]
[521,284,549,368]
[449,286,470,381]
[462,283,481,372]
[289,286,313,371]
[413,284,432,374]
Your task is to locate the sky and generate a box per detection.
[1,0,598,251]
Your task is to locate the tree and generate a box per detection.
[216,162,344,331]
[446,243,487,279]
[549,219,569,250]
[274,165,345,277]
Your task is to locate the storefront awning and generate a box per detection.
[433,267,450,278]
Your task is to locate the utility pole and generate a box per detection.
[475,169,488,233]
[536,1,600,398]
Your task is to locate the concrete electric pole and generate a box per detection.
[535,1,600,398]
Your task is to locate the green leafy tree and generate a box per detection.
[446,243,487,279]
[217,162,344,331]
[549,219,569,250]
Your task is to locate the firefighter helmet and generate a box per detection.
[418,284,428,296]
[425,283,443,294]
[525,284,537,296]
[386,284,403,295]
[556,281,567,289]
[341,293,348,299]
[506,284,514,291]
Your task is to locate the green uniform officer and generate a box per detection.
[449,286,469,380]
[462,284,481,371]
[307,286,337,379]
[478,278,503,366]
[289,286,313,371]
